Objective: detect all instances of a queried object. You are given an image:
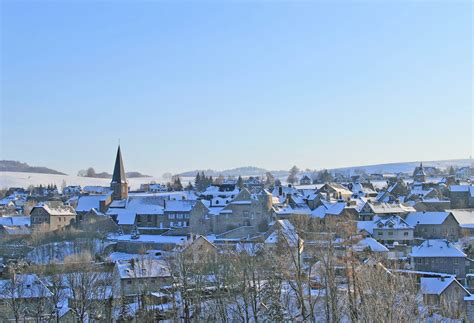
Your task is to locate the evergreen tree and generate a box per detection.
[237,176,244,189]
[185,182,194,191]
[174,177,183,191]
[195,172,201,191]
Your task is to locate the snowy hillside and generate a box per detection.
[0,171,166,190]
[329,159,473,176]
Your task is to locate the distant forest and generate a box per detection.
[77,167,151,179]
[0,160,66,175]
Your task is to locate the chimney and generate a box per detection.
[278,186,283,196]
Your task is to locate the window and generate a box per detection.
[59,217,62,222]
[148,215,152,222]
[404,232,409,236]
[178,221,182,227]
[177,214,183,219]
[127,280,132,285]
[388,231,393,236]
[168,214,175,219]
[454,258,459,265]
[378,232,383,236]
[170,222,174,227]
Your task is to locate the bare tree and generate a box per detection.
[0,267,27,323]
[62,257,107,322]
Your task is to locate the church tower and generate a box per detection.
[413,162,426,183]
[111,145,128,200]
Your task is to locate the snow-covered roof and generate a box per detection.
[76,194,107,212]
[374,215,412,230]
[0,216,30,226]
[265,220,300,247]
[357,220,376,235]
[0,274,52,299]
[353,237,389,252]
[34,202,76,216]
[420,276,468,295]
[274,204,311,216]
[410,239,466,258]
[366,203,415,214]
[404,212,452,226]
[449,185,474,197]
[115,258,170,279]
[310,201,346,218]
[110,234,187,244]
[449,209,474,227]
[351,182,376,196]
[164,200,196,212]
[107,196,165,225]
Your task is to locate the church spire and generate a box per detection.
[111,145,128,200]
[112,145,126,184]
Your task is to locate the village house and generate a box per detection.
[0,274,53,322]
[410,239,470,278]
[404,211,460,241]
[358,202,415,221]
[190,188,273,236]
[30,201,76,231]
[318,183,353,201]
[413,162,427,183]
[372,215,414,246]
[112,258,172,303]
[450,209,474,237]
[420,276,470,318]
[178,234,218,263]
[449,185,474,209]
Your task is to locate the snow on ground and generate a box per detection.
[26,239,107,264]
[0,171,175,190]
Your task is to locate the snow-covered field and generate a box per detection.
[0,171,169,190]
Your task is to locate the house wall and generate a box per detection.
[413,257,467,277]
[190,192,273,236]
[439,282,468,318]
[373,228,414,244]
[450,191,471,209]
[30,208,51,230]
[413,216,460,240]
[48,214,75,231]
[466,300,474,322]
[30,208,75,231]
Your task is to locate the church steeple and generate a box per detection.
[111,145,128,200]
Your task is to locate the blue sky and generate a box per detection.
[1,1,472,176]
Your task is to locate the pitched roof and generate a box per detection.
[354,237,389,252]
[449,209,474,228]
[34,202,76,216]
[76,195,108,212]
[115,258,170,279]
[404,212,453,226]
[410,239,466,258]
[112,145,127,184]
[374,215,412,229]
[420,276,469,295]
